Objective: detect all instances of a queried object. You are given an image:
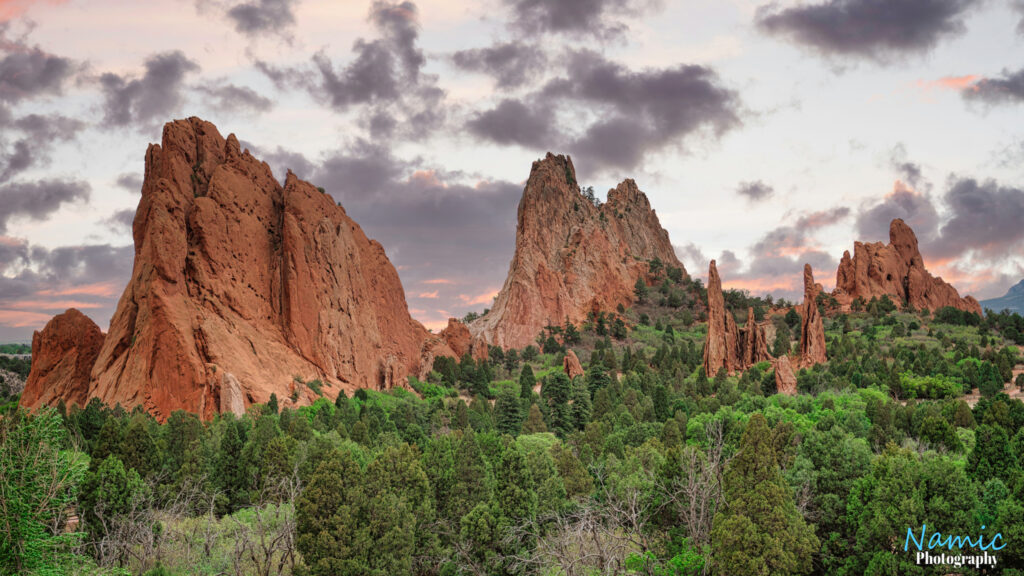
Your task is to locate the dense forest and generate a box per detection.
[3,265,1024,575]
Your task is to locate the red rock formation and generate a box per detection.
[703,261,776,377]
[439,318,488,361]
[773,356,798,396]
[563,349,584,380]
[799,264,828,367]
[20,309,104,411]
[834,218,981,315]
[471,153,684,349]
[741,307,772,367]
[21,117,451,420]
[703,260,742,376]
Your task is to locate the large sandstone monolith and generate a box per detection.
[470,153,684,349]
[834,218,981,314]
[22,117,455,420]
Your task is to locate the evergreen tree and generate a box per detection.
[216,418,249,514]
[519,364,536,399]
[494,387,523,435]
[569,379,592,431]
[711,414,818,575]
[449,433,491,522]
[522,404,548,434]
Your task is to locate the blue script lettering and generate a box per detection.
[904,524,1005,552]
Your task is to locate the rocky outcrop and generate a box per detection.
[20,309,104,411]
[439,318,488,361]
[773,356,798,396]
[799,265,828,367]
[470,153,684,349]
[741,307,772,367]
[703,260,741,376]
[834,218,981,315]
[563,349,584,380]
[703,261,774,376]
[22,117,454,420]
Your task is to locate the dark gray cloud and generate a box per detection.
[226,0,299,37]
[889,144,925,188]
[855,181,939,243]
[99,51,200,128]
[311,1,423,109]
[245,143,317,183]
[0,25,79,103]
[468,50,740,172]
[102,208,136,232]
[0,179,90,234]
[755,0,980,63]
[451,42,546,88]
[931,177,1024,260]
[550,50,739,170]
[256,1,445,142]
[0,113,85,183]
[115,173,143,193]
[503,0,661,40]
[736,180,774,202]
[196,82,274,114]
[1016,1,1024,36]
[466,99,555,148]
[963,66,1024,105]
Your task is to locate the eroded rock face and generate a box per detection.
[471,153,684,349]
[703,260,741,376]
[20,309,104,411]
[773,355,798,396]
[741,307,772,367]
[799,265,828,367]
[703,262,773,376]
[834,218,981,315]
[72,117,442,420]
[439,318,488,361]
[563,349,584,380]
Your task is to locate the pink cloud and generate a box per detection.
[0,0,66,22]
[37,281,121,298]
[7,300,103,310]
[458,288,499,307]
[0,309,54,327]
[422,278,455,285]
[916,74,980,92]
[416,290,439,299]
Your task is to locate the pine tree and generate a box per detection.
[449,432,491,522]
[522,404,548,434]
[519,364,536,399]
[569,379,592,431]
[711,414,818,575]
[495,388,523,435]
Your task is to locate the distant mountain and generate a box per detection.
[981,279,1024,314]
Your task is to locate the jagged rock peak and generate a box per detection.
[23,117,454,420]
[470,152,685,349]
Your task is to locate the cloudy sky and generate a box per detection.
[1,0,1023,341]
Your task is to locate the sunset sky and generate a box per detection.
[1,0,1023,340]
